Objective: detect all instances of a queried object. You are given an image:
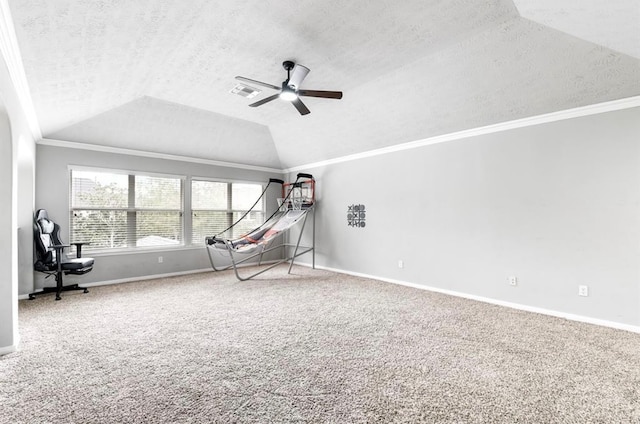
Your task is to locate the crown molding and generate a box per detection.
[42,94,640,176]
[283,95,640,173]
[0,0,42,140]
[39,138,284,174]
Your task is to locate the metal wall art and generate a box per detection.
[347,204,366,228]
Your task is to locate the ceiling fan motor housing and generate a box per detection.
[282,60,295,71]
[235,60,342,115]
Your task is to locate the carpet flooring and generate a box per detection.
[1,265,639,423]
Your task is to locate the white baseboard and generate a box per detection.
[0,341,18,356]
[18,268,212,300]
[19,260,283,300]
[19,260,640,334]
[298,262,640,334]
[81,267,215,289]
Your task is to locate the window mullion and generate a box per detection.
[183,178,190,245]
[227,182,233,237]
[128,174,136,248]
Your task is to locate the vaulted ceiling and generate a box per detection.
[8,0,640,169]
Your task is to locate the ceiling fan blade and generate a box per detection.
[298,89,343,99]
[291,98,311,115]
[288,64,310,89]
[235,76,280,91]
[249,93,281,107]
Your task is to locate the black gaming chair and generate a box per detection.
[30,209,94,300]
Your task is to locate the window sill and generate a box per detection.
[72,244,207,258]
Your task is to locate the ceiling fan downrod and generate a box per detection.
[283,60,295,83]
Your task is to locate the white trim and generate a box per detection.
[298,262,640,334]
[284,95,640,173]
[74,267,214,289]
[0,340,18,355]
[19,260,282,299]
[69,164,187,181]
[79,245,205,258]
[35,96,640,175]
[0,0,42,140]
[191,174,269,185]
[40,138,284,174]
[18,268,211,300]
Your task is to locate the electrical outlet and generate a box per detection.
[158,256,163,264]
[398,260,404,269]
[509,276,517,286]
[578,285,589,297]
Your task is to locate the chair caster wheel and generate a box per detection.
[28,294,35,300]
[55,296,61,301]
[83,288,89,293]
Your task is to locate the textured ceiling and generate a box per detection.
[8,0,640,169]
[49,96,280,168]
[514,0,640,58]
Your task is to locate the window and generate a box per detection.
[69,169,265,251]
[191,180,264,243]
[70,169,184,251]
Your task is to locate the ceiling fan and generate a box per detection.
[235,60,343,116]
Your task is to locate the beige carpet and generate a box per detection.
[1,265,639,423]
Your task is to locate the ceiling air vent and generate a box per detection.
[230,83,260,99]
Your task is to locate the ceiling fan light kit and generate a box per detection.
[235,60,343,116]
[279,86,297,101]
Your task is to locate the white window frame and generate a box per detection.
[69,166,186,253]
[190,176,266,245]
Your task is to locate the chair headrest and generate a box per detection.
[35,209,49,221]
[35,209,55,234]
[38,218,54,234]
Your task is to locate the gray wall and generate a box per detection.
[32,144,283,294]
[29,106,640,330]
[293,107,640,327]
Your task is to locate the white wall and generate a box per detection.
[31,144,283,293]
[0,54,35,355]
[16,135,34,295]
[0,102,15,353]
[293,107,640,327]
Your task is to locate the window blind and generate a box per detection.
[70,170,184,250]
[191,180,264,243]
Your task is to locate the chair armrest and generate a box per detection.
[50,244,69,272]
[71,242,89,258]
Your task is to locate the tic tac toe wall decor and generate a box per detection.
[347,204,366,228]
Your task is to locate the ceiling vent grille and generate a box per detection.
[230,83,260,99]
